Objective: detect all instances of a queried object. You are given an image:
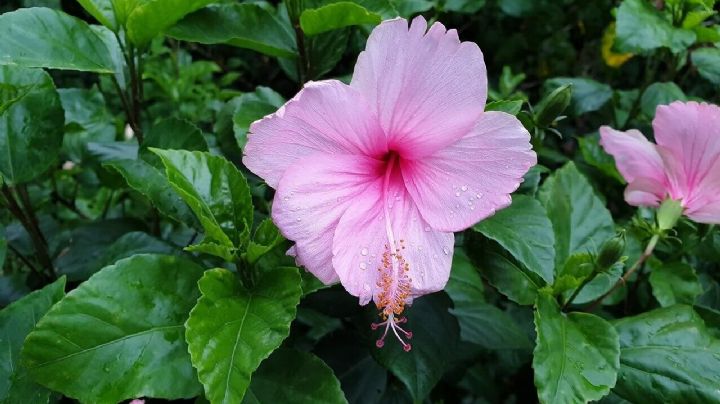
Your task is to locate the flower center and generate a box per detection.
[370,151,413,352]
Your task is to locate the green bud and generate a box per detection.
[657,199,683,231]
[596,232,626,271]
[534,84,572,128]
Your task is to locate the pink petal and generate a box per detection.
[686,199,720,224]
[243,80,386,188]
[400,112,535,232]
[272,154,384,284]
[331,170,454,305]
[652,101,720,206]
[350,16,487,159]
[599,126,668,207]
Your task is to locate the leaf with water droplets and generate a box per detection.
[533,291,620,404]
[21,254,204,403]
[186,267,302,404]
[612,305,720,403]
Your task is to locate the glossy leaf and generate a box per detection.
[0,8,115,73]
[0,66,64,185]
[470,235,543,305]
[0,277,65,404]
[22,254,204,403]
[168,3,297,58]
[691,47,720,85]
[474,195,555,284]
[152,149,253,255]
[485,99,523,115]
[538,162,615,271]
[300,2,381,36]
[242,349,346,404]
[104,159,198,226]
[615,0,696,53]
[544,77,613,115]
[373,293,460,402]
[126,0,216,46]
[76,0,118,30]
[612,305,720,403]
[533,292,620,404]
[640,82,687,118]
[185,267,302,404]
[59,87,115,162]
[648,261,702,307]
[231,87,285,149]
[139,118,208,168]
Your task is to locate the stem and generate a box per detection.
[587,234,660,311]
[128,45,144,143]
[51,175,90,220]
[562,271,599,311]
[292,22,309,84]
[7,244,39,274]
[1,184,54,276]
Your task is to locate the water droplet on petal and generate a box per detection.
[283,196,290,201]
[443,247,450,255]
[360,262,367,270]
[455,191,461,197]
[424,226,431,232]
[476,193,483,199]
[361,248,369,256]
[461,185,468,192]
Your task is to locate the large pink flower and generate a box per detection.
[600,101,720,224]
[243,17,536,349]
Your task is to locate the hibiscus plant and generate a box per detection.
[0,1,719,403]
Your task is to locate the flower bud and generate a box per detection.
[534,84,572,128]
[596,232,626,271]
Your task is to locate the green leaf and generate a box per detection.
[445,249,484,306]
[393,0,435,17]
[242,349,346,404]
[22,254,204,403]
[59,87,115,162]
[612,305,720,403]
[578,133,624,183]
[538,162,615,271]
[0,277,65,404]
[168,3,297,58]
[104,159,198,226]
[533,292,620,404]
[231,87,285,149]
[544,78,612,116]
[300,2,381,36]
[640,82,687,118]
[0,8,115,73]
[0,230,6,270]
[616,0,696,53]
[470,235,543,305]
[54,219,142,281]
[444,0,486,13]
[152,149,253,256]
[126,0,216,46]
[484,99,523,115]
[691,47,720,85]
[474,195,555,284]
[94,231,179,269]
[373,293,460,402]
[139,118,208,168]
[246,219,284,265]
[76,0,118,30]
[649,261,702,307]
[186,267,302,404]
[0,66,64,185]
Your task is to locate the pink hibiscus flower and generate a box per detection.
[243,17,536,350]
[600,101,720,224]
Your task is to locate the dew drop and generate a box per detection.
[461,185,468,192]
[455,191,461,197]
[296,218,301,222]
[361,248,369,256]
[424,226,431,232]
[395,196,401,201]
[283,196,290,201]
[443,247,450,255]
[359,262,367,270]
[476,193,483,199]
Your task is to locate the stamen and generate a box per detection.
[370,152,414,352]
